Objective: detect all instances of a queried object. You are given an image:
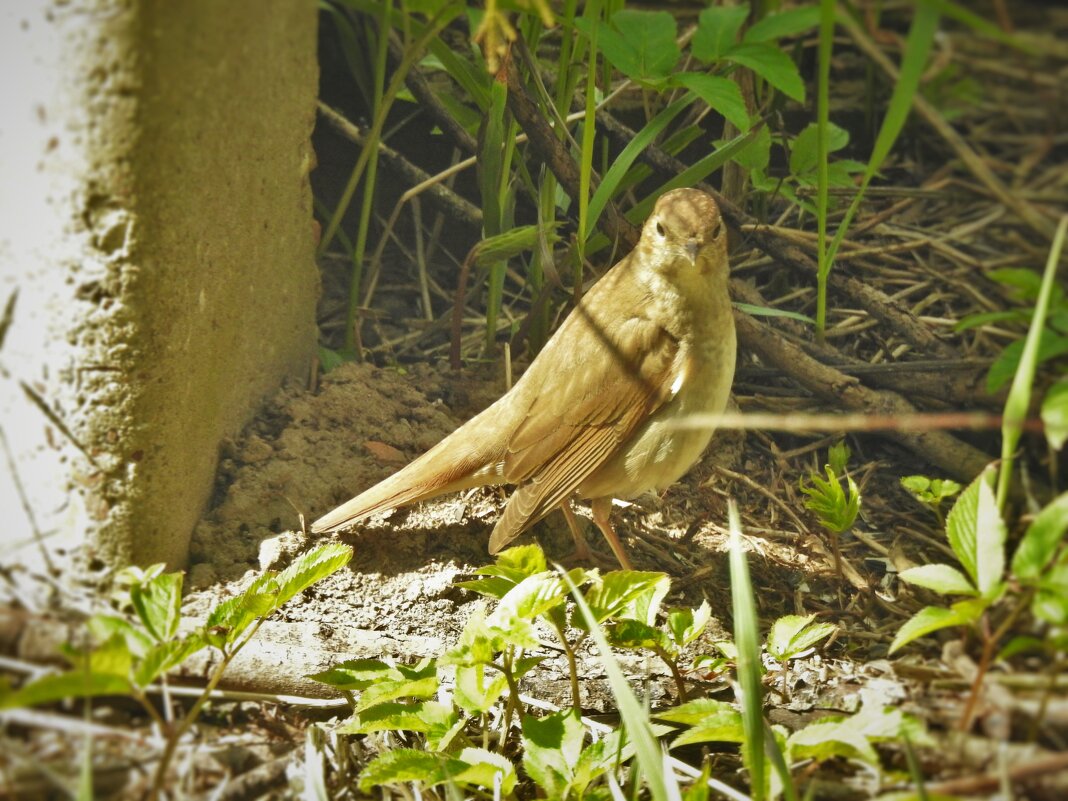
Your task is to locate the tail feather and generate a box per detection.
[311,414,508,534]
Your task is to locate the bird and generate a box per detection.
[311,188,737,569]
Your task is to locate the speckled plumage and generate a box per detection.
[312,188,737,568]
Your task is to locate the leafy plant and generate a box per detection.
[0,544,353,800]
[900,474,962,526]
[801,441,861,577]
[955,266,1068,394]
[766,614,836,695]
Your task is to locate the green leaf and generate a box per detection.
[888,600,986,654]
[986,331,1068,393]
[338,700,461,749]
[945,469,987,585]
[667,601,711,648]
[453,664,506,715]
[898,564,977,596]
[791,122,849,176]
[133,634,205,688]
[658,698,744,747]
[801,465,860,533]
[577,11,679,85]
[1012,491,1068,580]
[1034,559,1068,625]
[205,577,278,644]
[723,124,772,172]
[356,658,438,711]
[0,670,133,710]
[607,619,669,652]
[275,543,352,606]
[766,614,837,661]
[973,471,1007,597]
[488,571,568,625]
[1042,380,1068,450]
[582,571,670,625]
[953,309,1030,332]
[728,43,806,102]
[827,441,851,476]
[988,266,1045,298]
[672,74,750,132]
[522,708,584,797]
[692,5,750,63]
[357,748,442,791]
[490,543,548,578]
[308,658,399,690]
[453,748,518,795]
[87,615,153,659]
[788,718,878,765]
[744,7,820,42]
[130,571,183,642]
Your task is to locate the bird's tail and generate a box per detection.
[310,413,506,534]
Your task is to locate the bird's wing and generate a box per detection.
[488,294,681,553]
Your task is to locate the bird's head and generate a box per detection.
[639,188,727,280]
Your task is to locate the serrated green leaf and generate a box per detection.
[130,571,183,642]
[607,619,668,651]
[692,5,749,62]
[357,748,442,791]
[337,700,459,743]
[492,543,548,577]
[660,699,744,747]
[898,564,977,596]
[454,576,513,599]
[791,122,849,175]
[672,74,749,131]
[133,634,205,688]
[87,615,154,659]
[788,718,878,765]
[308,658,399,690]
[275,543,352,606]
[0,670,132,710]
[577,11,679,85]
[582,571,670,625]
[667,600,711,648]
[522,708,584,796]
[744,7,820,42]
[488,572,568,625]
[973,475,1007,596]
[888,601,986,654]
[356,658,438,711]
[728,42,806,102]
[453,747,517,794]
[945,470,987,584]
[767,614,836,660]
[987,332,1068,393]
[1012,490,1068,580]
[453,663,509,716]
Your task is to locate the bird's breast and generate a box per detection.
[578,323,737,501]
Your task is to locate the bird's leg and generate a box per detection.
[590,497,635,571]
[559,502,593,562]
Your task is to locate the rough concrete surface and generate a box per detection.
[0,0,320,569]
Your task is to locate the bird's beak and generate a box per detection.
[684,242,700,265]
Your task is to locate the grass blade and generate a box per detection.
[997,215,1068,509]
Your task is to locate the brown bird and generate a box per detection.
[312,188,737,569]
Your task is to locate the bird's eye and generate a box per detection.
[711,221,722,239]
[655,221,665,236]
